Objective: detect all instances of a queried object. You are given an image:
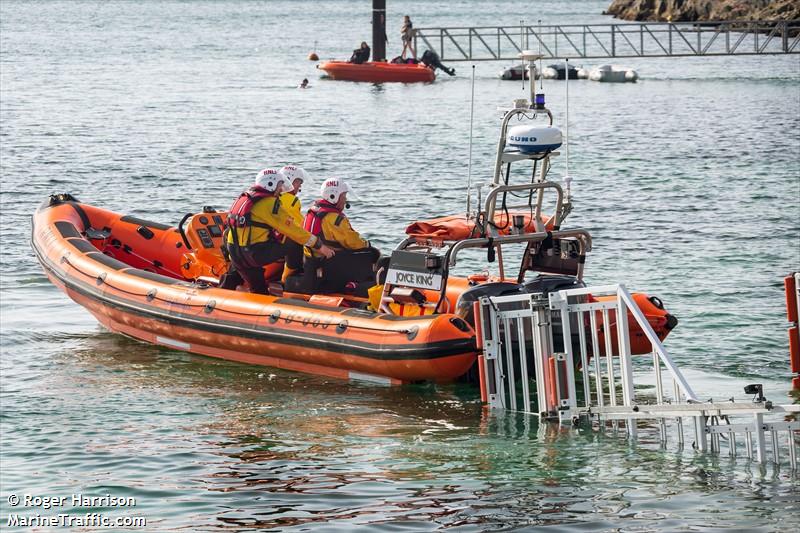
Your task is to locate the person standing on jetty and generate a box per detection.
[400,15,415,60]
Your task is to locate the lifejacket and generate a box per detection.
[226,186,282,267]
[303,200,344,246]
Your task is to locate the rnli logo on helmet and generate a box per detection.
[510,135,537,142]
[327,179,339,187]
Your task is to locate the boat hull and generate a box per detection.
[318,61,435,83]
[31,198,478,384]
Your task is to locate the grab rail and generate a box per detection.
[483,182,564,235]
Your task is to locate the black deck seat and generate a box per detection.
[285,249,378,297]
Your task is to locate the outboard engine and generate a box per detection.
[421,50,456,76]
[456,275,587,385]
[455,281,522,325]
[522,274,584,296]
[456,274,584,326]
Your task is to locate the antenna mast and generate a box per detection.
[466,65,476,219]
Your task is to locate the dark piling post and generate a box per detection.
[372,0,386,61]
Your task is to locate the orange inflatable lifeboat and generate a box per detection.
[31,195,478,385]
[317,61,435,83]
[31,194,679,386]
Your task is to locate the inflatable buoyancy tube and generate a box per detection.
[591,293,678,356]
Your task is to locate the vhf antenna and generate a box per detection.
[466,65,476,219]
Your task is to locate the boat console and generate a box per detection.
[178,207,230,280]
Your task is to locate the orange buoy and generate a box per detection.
[308,52,319,61]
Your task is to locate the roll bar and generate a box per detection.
[447,228,592,269]
[389,228,592,315]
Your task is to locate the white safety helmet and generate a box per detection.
[280,165,308,187]
[254,168,291,193]
[320,177,355,204]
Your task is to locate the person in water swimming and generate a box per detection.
[299,78,309,88]
[220,169,334,294]
[349,41,370,64]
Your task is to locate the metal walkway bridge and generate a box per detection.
[414,20,800,61]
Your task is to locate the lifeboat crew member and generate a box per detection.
[222,169,334,295]
[279,164,307,223]
[303,178,380,292]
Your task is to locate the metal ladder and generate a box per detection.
[475,284,800,468]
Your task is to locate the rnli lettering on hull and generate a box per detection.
[386,268,443,290]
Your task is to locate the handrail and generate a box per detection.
[416,20,800,31]
[448,228,592,267]
[549,284,698,402]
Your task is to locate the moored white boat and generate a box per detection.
[500,63,539,80]
[588,64,639,83]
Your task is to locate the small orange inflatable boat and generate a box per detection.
[318,61,435,83]
[31,195,477,385]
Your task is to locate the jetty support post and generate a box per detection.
[372,0,386,61]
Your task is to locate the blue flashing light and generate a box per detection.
[535,93,546,109]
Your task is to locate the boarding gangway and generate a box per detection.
[474,284,800,469]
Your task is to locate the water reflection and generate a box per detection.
[3,329,796,531]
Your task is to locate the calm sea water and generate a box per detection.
[1,1,799,530]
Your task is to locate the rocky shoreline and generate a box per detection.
[604,0,800,22]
